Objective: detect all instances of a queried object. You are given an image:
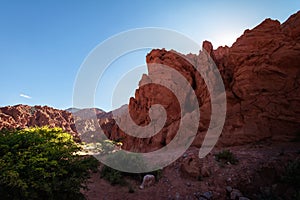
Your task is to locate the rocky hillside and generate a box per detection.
[0,12,299,152]
[0,105,77,138]
[104,11,300,151]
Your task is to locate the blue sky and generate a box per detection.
[0,0,299,111]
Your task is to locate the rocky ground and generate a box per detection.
[83,141,300,200]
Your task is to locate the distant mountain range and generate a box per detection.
[65,107,82,113]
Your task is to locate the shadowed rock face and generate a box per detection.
[0,12,299,152]
[215,12,300,146]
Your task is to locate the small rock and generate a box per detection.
[226,186,233,193]
[194,192,201,199]
[272,184,277,190]
[175,192,180,200]
[139,174,155,189]
[201,166,211,177]
[263,187,271,196]
[230,189,243,200]
[186,182,191,187]
[201,191,213,199]
[185,195,194,200]
[239,197,250,200]
[180,154,202,178]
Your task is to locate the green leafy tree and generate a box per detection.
[0,127,98,200]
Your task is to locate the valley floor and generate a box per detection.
[83,141,300,200]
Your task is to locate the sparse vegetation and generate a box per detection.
[0,127,98,200]
[99,148,163,187]
[215,149,239,165]
[152,169,163,181]
[100,166,126,186]
[100,164,163,189]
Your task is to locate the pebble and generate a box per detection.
[226,186,233,193]
[194,192,201,198]
[230,189,243,200]
[239,197,250,200]
[201,191,213,199]
[175,192,180,200]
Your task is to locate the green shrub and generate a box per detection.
[215,149,239,165]
[103,150,147,172]
[99,151,143,186]
[152,169,163,181]
[0,127,98,200]
[100,153,162,186]
[100,165,163,187]
[100,165,126,186]
[97,140,163,186]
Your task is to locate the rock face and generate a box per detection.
[107,11,300,151]
[217,12,300,146]
[0,12,299,151]
[0,105,77,138]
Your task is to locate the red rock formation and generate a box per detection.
[113,11,300,150]
[0,105,77,138]
[217,11,300,145]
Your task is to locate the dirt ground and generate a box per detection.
[82,141,300,200]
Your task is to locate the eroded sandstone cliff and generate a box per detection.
[108,11,300,151]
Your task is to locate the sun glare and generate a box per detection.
[211,31,240,48]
